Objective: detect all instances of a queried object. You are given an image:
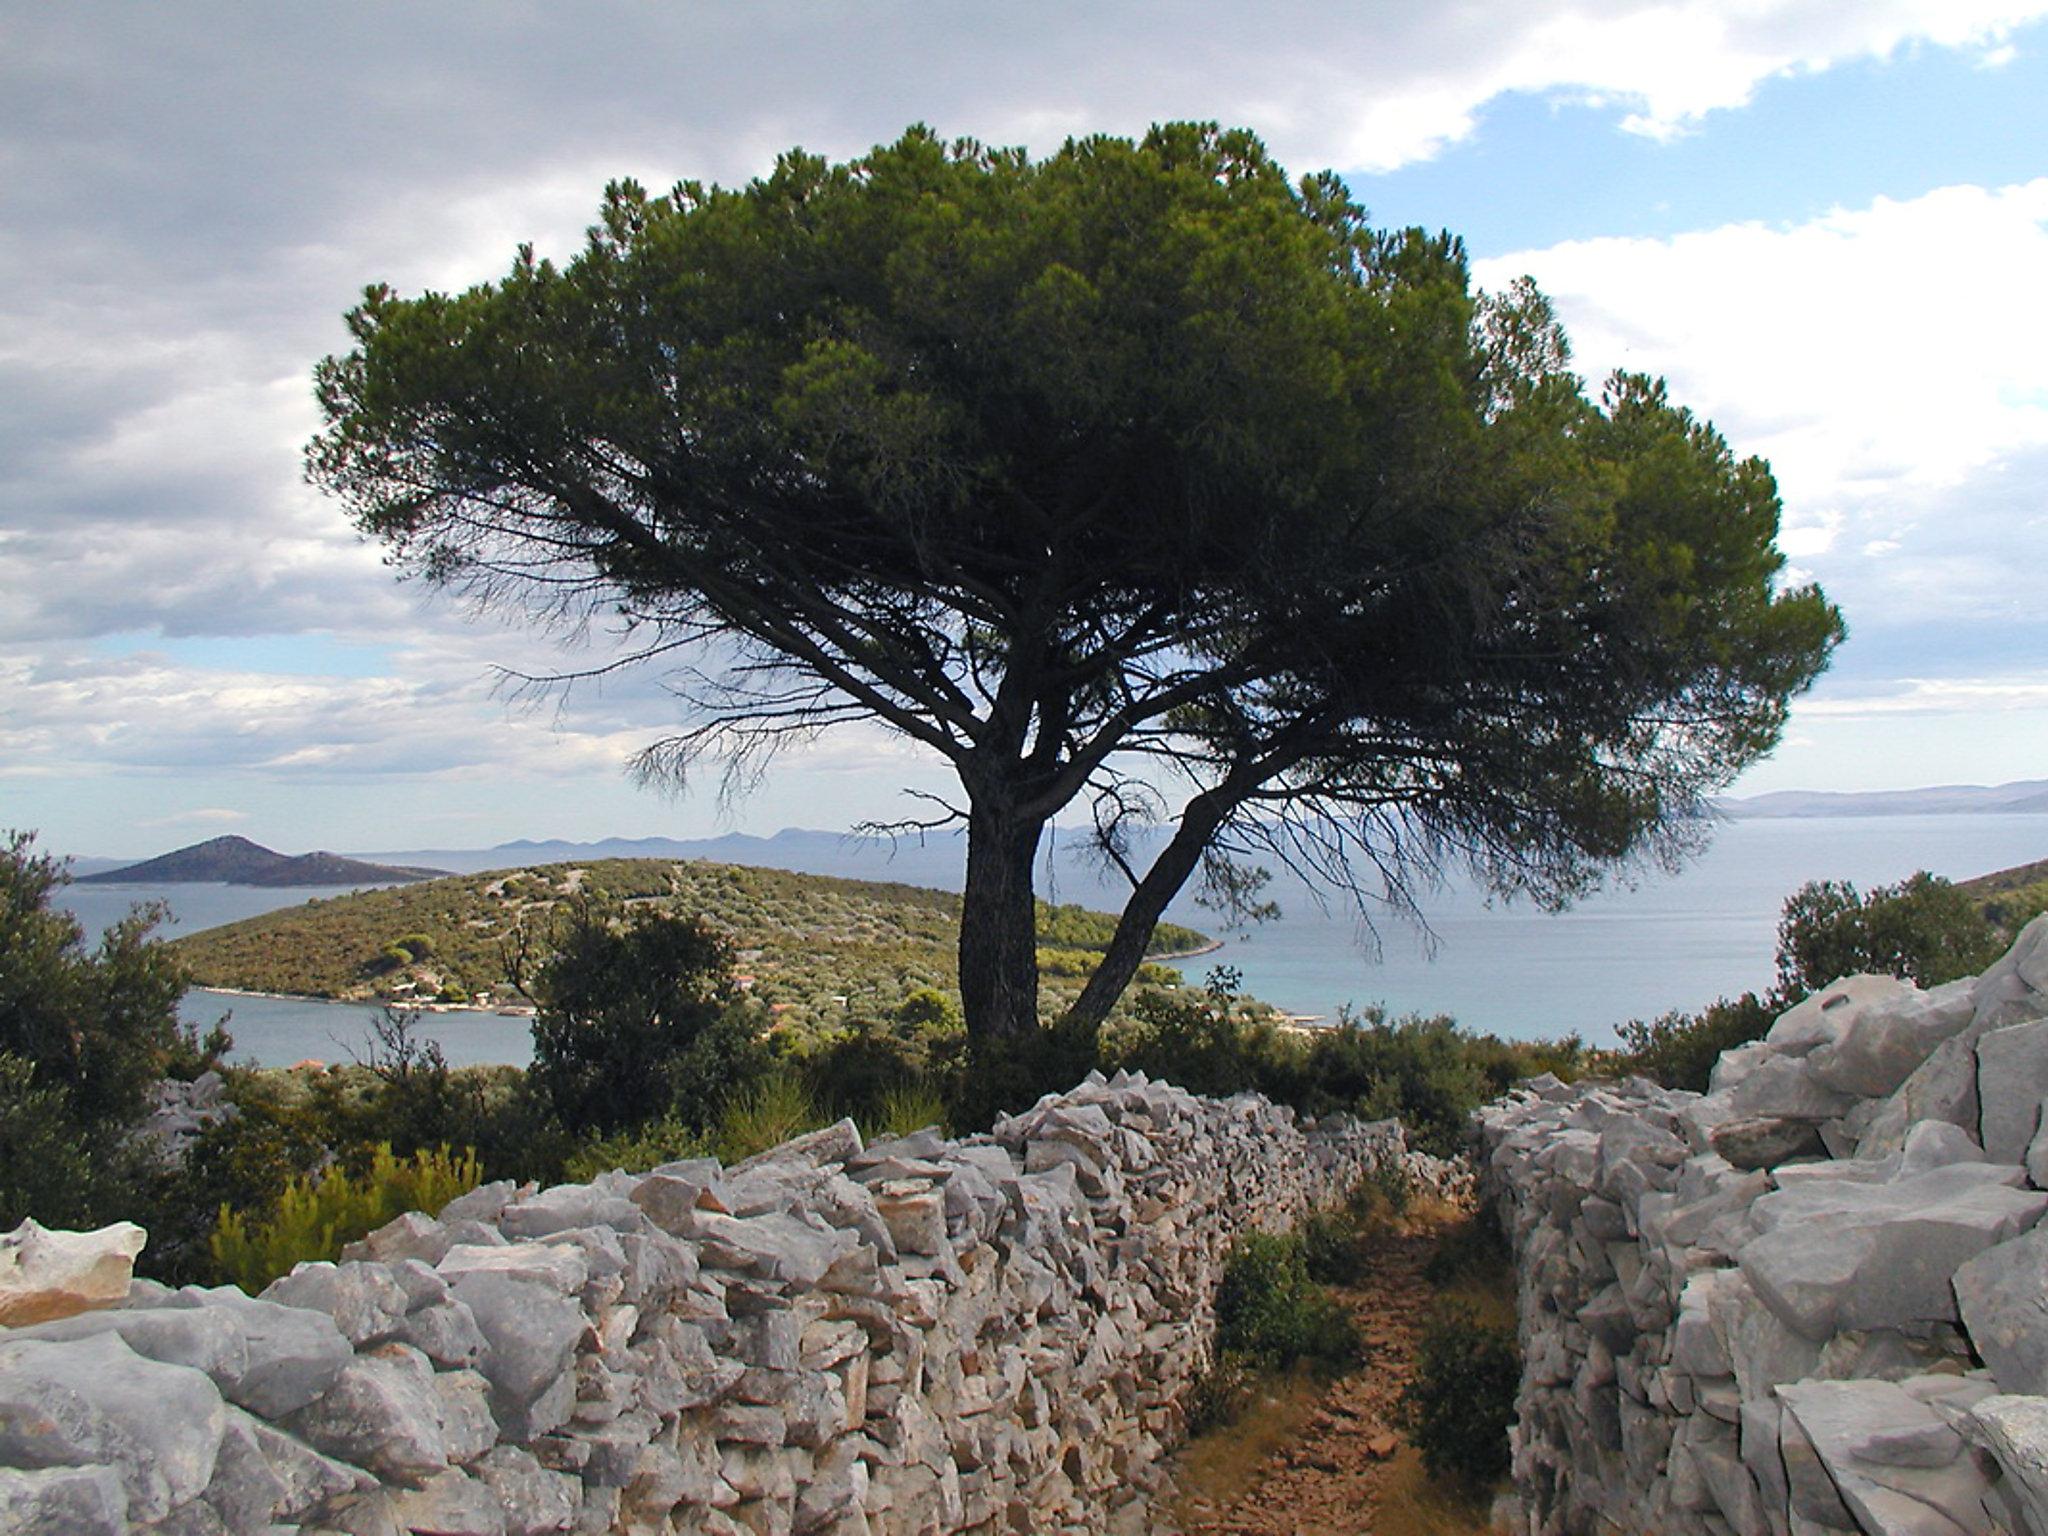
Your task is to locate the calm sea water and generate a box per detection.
[52,814,2048,1064]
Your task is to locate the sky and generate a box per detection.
[4,1,2046,859]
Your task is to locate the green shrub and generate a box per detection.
[1213,1230,1360,1370]
[529,903,768,1136]
[1397,1300,1520,1489]
[0,1053,100,1229]
[1777,872,2001,998]
[565,1116,711,1181]
[871,1081,949,1140]
[1299,1208,1367,1287]
[209,1143,482,1292]
[1349,1154,1415,1225]
[1423,1211,1513,1290]
[1,830,189,1131]
[1613,991,1775,1093]
[715,1071,827,1163]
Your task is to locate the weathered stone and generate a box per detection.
[1806,980,1976,1099]
[732,1117,863,1173]
[474,1444,579,1536]
[1954,1225,2048,1396]
[449,1273,586,1411]
[0,1465,128,1535]
[1962,1394,2048,1535]
[1779,1380,1992,1536]
[12,1301,247,1389]
[1710,1116,1826,1170]
[167,1287,354,1419]
[284,1346,450,1486]
[391,1297,488,1368]
[438,1243,590,1295]
[1768,976,1919,1058]
[233,1409,374,1520]
[498,1186,645,1240]
[0,1332,226,1524]
[434,1368,500,1465]
[1739,1165,2047,1339]
[1859,1033,1990,1160]
[1978,1016,2048,1164]
[1726,1055,1857,1123]
[0,1220,146,1327]
[262,1261,411,1347]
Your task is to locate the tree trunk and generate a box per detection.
[1060,795,1227,1034]
[958,803,1046,1043]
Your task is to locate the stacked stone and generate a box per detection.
[0,1069,1430,1536]
[1478,915,2048,1536]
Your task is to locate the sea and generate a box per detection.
[50,814,2048,1067]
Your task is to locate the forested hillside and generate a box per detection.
[171,858,1211,1033]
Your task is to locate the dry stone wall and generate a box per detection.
[1479,914,2048,1536]
[0,1069,1435,1536]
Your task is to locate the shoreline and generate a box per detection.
[1148,938,1226,963]
[191,985,536,1020]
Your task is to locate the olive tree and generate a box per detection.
[310,124,1842,1046]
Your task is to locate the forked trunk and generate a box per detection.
[957,806,1045,1042]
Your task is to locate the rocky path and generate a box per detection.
[1168,1207,1475,1536]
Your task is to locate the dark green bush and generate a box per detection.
[1776,872,2001,998]
[529,903,768,1136]
[1397,1300,1520,1489]
[1613,991,1775,1093]
[2,830,189,1131]
[1214,1230,1360,1370]
[0,1053,102,1229]
[1299,1208,1367,1286]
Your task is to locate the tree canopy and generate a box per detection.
[310,123,1843,1046]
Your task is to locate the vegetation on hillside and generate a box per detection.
[171,858,1208,1035]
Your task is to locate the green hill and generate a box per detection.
[1958,856,2048,937]
[170,857,1212,1034]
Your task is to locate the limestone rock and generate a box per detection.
[167,1287,354,1419]
[284,1345,450,1485]
[0,1464,128,1535]
[1767,975,1918,1059]
[1954,1226,2048,1396]
[1978,1016,2048,1164]
[1778,1380,1992,1536]
[0,1331,227,1524]
[0,1220,146,1327]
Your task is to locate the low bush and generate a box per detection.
[1612,991,1775,1094]
[1213,1230,1361,1370]
[209,1143,482,1292]
[0,1053,102,1229]
[715,1070,829,1163]
[564,1116,711,1181]
[1397,1300,1520,1490]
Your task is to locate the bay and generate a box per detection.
[49,814,2048,1065]
[1152,814,2048,1040]
[51,880,537,1069]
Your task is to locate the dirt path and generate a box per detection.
[1166,1208,1477,1536]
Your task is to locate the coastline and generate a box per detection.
[191,984,535,1020]
[1148,938,1226,963]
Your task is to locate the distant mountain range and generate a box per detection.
[1716,780,2048,819]
[73,780,2048,894]
[78,835,447,888]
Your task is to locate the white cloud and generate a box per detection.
[1476,180,2048,639]
[5,1,2046,840]
[139,808,248,828]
